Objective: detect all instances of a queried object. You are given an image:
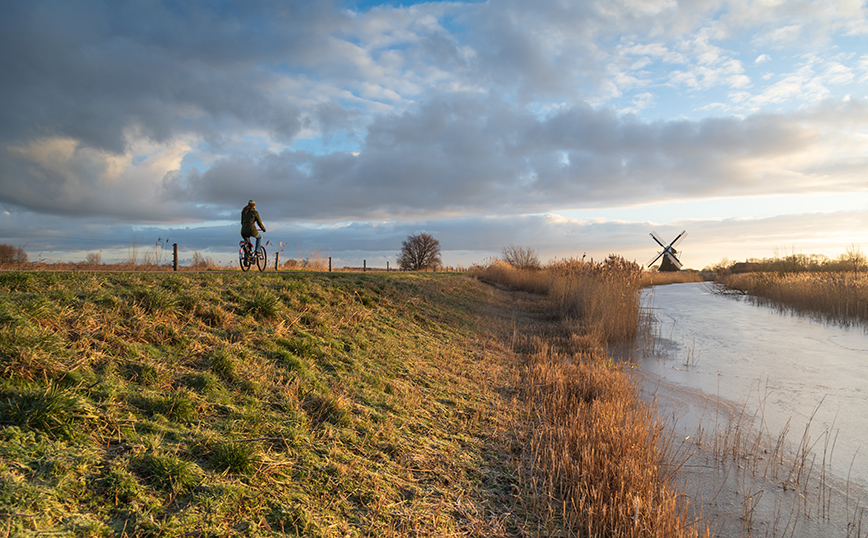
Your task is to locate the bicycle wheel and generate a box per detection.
[256,246,267,271]
[239,245,251,271]
[239,253,251,271]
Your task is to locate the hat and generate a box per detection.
[248,200,255,205]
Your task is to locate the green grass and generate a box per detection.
[0,271,528,537]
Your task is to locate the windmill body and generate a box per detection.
[648,230,687,271]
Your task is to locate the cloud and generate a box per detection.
[1,0,867,268]
[161,96,865,222]
[6,88,867,226]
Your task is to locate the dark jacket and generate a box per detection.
[241,206,265,237]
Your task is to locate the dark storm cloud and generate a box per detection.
[1,0,866,266]
[171,94,853,222]
[0,0,341,154]
[3,0,866,224]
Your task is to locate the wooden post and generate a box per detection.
[329,257,332,272]
[275,252,279,271]
[172,243,178,271]
[387,261,389,272]
[363,260,366,272]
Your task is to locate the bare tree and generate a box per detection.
[398,233,441,271]
[844,243,866,277]
[501,244,541,270]
[0,244,28,265]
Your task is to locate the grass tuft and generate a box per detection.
[119,360,162,386]
[244,289,282,319]
[302,392,351,427]
[132,451,203,493]
[129,389,199,423]
[209,347,239,383]
[0,271,34,291]
[0,383,92,440]
[100,463,144,503]
[135,288,179,316]
[207,440,260,475]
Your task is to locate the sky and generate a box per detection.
[1,0,867,270]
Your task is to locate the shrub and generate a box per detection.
[0,244,28,264]
[191,251,213,269]
[84,251,102,266]
[501,244,541,270]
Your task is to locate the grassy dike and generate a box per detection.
[1,271,531,537]
[1,269,705,537]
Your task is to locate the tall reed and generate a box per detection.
[473,257,708,537]
[548,256,643,342]
[521,336,706,537]
[639,271,704,287]
[473,255,644,342]
[718,271,868,327]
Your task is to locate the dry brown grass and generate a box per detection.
[519,333,705,538]
[473,256,644,341]
[639,271,705,287]
[0,260,184,272]
[472,258,709,538]
[471,258,552,293]
[718,271,868,326]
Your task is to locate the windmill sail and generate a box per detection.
[664,251,683,269]
[647,230,686,270]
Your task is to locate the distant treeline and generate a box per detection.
[710,246,865,275]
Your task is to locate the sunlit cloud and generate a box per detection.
[0,0,866,268]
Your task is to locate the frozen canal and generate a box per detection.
[633,282,867,537]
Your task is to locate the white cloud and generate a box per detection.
[2,0,867,266]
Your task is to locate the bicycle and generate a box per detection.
[239,236,268,272]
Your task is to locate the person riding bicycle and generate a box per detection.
[241,200,266,254]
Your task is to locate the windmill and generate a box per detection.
[648,230,687,271]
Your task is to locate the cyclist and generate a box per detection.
[241,200,266,254]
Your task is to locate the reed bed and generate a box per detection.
[718,271,868,327]
[520,336,706,538]
[471,258,552,294]
[472,257,709,537]
[473,256,644,342]
[638,271,705,288]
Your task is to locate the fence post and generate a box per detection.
[329,257,332,272]
[275,252,279,271]
[173,243,178,271]
[387,261,389,272]
[363,260,366,272]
